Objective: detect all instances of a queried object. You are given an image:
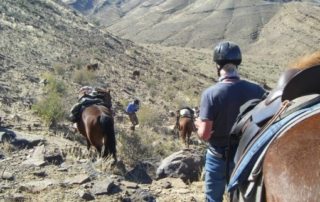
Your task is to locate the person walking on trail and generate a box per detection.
[126,99,140,130]
[195,41,266,202]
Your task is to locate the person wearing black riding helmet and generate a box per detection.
[195,41,266,202]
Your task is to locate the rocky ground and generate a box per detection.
[0,125,208,201]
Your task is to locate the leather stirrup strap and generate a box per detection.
[230,100,291,179]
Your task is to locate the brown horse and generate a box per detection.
[176,109,195,148]
[230,51,320,202]
[262,51,320,202]
[76,89,117,164]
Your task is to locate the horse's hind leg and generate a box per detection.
[186,132,191,148]
[86,137,91,150]
[101,144,106,158]
[181,132,189,148]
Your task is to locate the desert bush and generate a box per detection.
[117,130,153,165]
[33,73,68,124]
[118,98,129,110]
[117,128,180,166]
[138,105,163,127]
[145,77,157,89]
[163,86,177,102]
[43,73,67,94]
[72,57,87,69]
[33,91,66,124]
[72,69,95,85]
[53,63,66,75]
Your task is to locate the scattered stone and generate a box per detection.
[0,129,46,149]
[44,152,64,165]
[64,174,91,185]
[57,162,71,172]
[112,160,126,175]
[6,193,26,201]
[176,188,190,194]
[1,171,14,180]
[0,131,16,142]
[22,145,46,167]
[78,189,95,201]
[78,159,87,163]
[161,181,172,189]
[32,171,47,178]
[152,178,188,192]
[125,163,152,184]
[131,189,156,202]
[91,178,117,195]
[19,179,57,193]
[121,181,139,189]
[82,182,94,189]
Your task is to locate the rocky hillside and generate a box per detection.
[0,0,211,129]
[0,0,213,201]
[62,0,320,49]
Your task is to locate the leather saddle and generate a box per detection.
[231,64,320,161]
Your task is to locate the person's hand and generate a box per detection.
[194,117,201,130]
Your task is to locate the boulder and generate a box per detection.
[156,148,204,183]
[125,163,152,184]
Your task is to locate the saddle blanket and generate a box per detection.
[228,101,320,191]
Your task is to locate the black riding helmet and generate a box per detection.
[213,41,242,68]
[134,99,139,105]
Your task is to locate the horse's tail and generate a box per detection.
[99,114,117,160]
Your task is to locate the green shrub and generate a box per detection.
[117,130,152,165]
[53,63,66,75]
[117,128,180,166]
[145,77,157,89]
[138,105,162,127]
[72,69,95,85]
[33,91,66,124]
[43,73,66,94]
[34,73,68,124]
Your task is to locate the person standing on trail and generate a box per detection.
[195,41,266,202]
[126,99,140,131]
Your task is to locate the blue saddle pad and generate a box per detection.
[228,102,320,191]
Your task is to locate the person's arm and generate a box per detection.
[134,104,139,112]
[195,118,213,141]
[126,103,133,113]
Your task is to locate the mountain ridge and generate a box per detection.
[63,0,320,49]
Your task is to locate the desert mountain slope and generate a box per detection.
[0,0,212,201]
[247,2,320,66]
[63,0,320,49]
[0,0,211,128]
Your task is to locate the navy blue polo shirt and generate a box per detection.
[199,80,266,147]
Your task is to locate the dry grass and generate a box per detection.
[117,127,180,166]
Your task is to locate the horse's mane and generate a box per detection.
[289,51,320,70]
